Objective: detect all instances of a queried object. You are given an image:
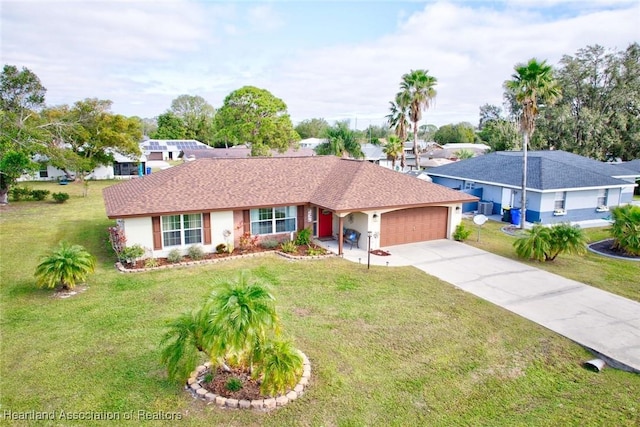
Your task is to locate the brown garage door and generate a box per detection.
[380,206,448,247]
[148,152,163,160]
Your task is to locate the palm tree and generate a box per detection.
[207,272,279,374]
[399,69,437,169]
[513,223,587,262]
[386,93,410,168]
[610,205,640,255]
[504,59,561,229]
[260,339,303,396]
[383,135,404,170]
[316,121,363,158]
[34,241,96,290]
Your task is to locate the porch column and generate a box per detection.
[338,215,344,255]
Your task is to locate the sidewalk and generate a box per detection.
[316,238,640,372]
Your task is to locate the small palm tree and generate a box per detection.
[514,223,587,262]
[454,148,474,160]
[383,135,404,169]
[610,205,640,256]
[399,69,437,169]
[514,224,552,262]
[34,241,96,290]
[260,339,303,396]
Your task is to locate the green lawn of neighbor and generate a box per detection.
[1,181,638,426]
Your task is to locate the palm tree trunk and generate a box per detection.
[520,132,528,230]
[413,122,420,169]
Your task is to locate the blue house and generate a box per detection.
[427,150,639,224]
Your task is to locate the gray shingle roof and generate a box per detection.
[427,150,632,191]
[103,156,477,218]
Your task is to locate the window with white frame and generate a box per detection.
[464,181,475,190]
[39,164,48,178]
[161,214,202,247]
[250,206,297,235]
[596,189,608,207]
[554,191,566,210]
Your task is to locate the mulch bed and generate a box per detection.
[370,249,391,256]
[122,244,329,270]
[199,367,266,401]
[588,239,640,260]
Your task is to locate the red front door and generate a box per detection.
[318,210,333,237]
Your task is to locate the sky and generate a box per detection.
[1,0,639,129]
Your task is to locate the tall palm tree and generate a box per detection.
[383,135,404,170]
[34,241,96,290]
[399,69,437,169]
[316,121,363,158]
[386,93,410,168]
[504,59,561,228]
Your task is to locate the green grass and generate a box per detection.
[1,181,639,426]
[464,219,640,302]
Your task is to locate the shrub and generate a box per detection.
[239,232,259,251]
[280,241,297,253]
[295,227,312,246]
[215,243,227,254]
[306,246,327,256]
[10,186,31,201]
[144,258,159,268]
[260,340,303,396]
[260,239,280,249]
[52,192,70,203]
[119,244,145,266]
[514,223,587,262]
[187,245,205,260]
[610,205,640,256]
[167,249,182,264]
[203,372,214,383]
[453,223,472,241]
[30,189,50,201]
[225,377,242,392]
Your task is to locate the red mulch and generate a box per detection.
[122,244,328,270]
[199,367,266,400]
[369,249,391,256]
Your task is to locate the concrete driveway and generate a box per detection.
[320,238,640,372]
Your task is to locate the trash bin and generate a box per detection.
[502,207,511,223]
[146,167,151,175]
[511,208,521,226]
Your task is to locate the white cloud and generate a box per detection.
[1,0,638,128]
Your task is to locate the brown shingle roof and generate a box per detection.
[103,157,477,218]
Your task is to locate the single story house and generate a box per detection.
[360,143,393,169]
[103,156,477,257]
[141,139,210,161]
[20,150,146,182]
[427,150,639,224]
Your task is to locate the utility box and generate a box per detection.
[478,201,493,215]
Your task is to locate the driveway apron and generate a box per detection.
[385,240,640,373]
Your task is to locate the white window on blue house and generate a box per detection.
[464,181,475,190]
[250,206,297,235]
[597,189,608,207]
[161,214,202,247]
[554,192,566,210]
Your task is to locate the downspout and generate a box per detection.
[338,215,344,255]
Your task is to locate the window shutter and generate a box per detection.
[152,216,162,250]
[243,210,250,233]
[203,212,211,245]
[297,205,304,230]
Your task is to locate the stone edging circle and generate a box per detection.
[185,352,311,410]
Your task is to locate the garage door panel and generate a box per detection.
[380,207,448,246]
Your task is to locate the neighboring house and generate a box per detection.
[180,146,316,160]
[612,159,640,196]
[103,156,477,257]
[427,150,639,224]
[19,151,147,182]
[360,143,392,169]
[425,143,490,161]
[298,138,326,150]
[141,139,210,161]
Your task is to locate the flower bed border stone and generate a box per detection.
[185,352,311,411]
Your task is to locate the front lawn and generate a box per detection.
[1,181,639,426]
[462,219,640,302]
